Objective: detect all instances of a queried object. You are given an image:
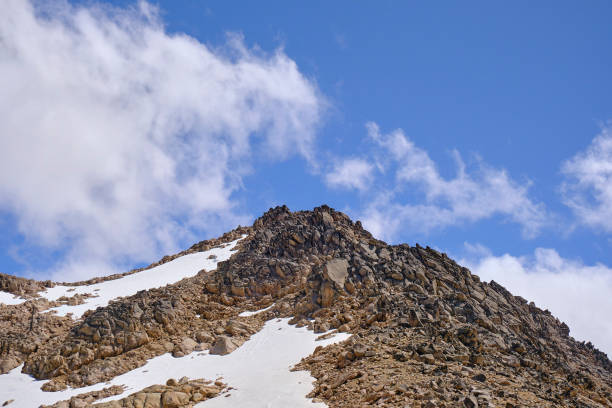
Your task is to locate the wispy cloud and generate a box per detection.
[462,245,612,357]
[332,122,547,241]
[325,158,374,191]
[561,125,612,233]
[0,0,324,280]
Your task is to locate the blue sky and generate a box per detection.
[165,0,612,258]
[0,1,611,353]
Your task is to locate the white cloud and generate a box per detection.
[358,122,547,241]
[561,125,612,232]
[463,246,612,357]
[0,0,323,280]
[325,158,374,191]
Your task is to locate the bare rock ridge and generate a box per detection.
[0,204,611,407]
[0,273,52,298]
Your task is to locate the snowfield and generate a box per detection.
[0,318,350,408]
[0,237,243,318]
[0,291,27,306]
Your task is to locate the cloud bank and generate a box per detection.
[328,122,547,241]
[463,246,612,357]
[0,0,323,280]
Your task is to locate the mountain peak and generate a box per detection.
[0,205,610,407]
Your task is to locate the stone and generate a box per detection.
[230,285,245,297]
[209,336,238,356]
[324,259,349,287]
[378,248,391,261]
[463,394,478,408]
[472,373,486,382]
[321,211,334,225]
[320,283,335,308]
[161,391,189,407]
[195,330,214,343]
[420,354,435,364]
[172,337,198,357]
[390,272,403,281]
[69,399,87,408]
[0,357,20,374]
[143,392,162,408]
[358,265,373,276]
[225,320,250,336]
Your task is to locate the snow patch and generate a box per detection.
[0,291,26,306]
[40,237,243,319]
[238,304,275,317]
[0,318,350,408]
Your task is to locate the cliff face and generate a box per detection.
[0,205,610,407]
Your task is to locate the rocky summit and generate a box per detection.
[0,205,610,407]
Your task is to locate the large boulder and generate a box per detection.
[324,259,349,287]
[209,336,238,356]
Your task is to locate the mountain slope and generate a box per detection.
[0,205,610,407]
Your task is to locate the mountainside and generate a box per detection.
[0,205,610,407]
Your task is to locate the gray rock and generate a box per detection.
[324,259,349,287]
[209,336,238,356]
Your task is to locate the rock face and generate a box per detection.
[324,259,349,287]
[0,205,611,407]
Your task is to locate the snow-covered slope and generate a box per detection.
[0,318,350,407]
[0,237,243,318]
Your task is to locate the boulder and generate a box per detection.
[161,391,189,408]
[172,337,198,357]
[143,392,161,408]
[324,259,349,287]
[0,357,20,374]
[209,336,238,356]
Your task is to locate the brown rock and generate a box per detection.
[172,337,198,357]
[161,391,189,407]
[320,282,335,308]
[209,336,238,356]
[420,353,435,364]
[0,357,20,374]
[230,285,245,297]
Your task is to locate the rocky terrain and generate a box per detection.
[40,377,226,408]
[0,205,611,407]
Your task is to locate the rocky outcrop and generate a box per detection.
[202,205,612,406]
[92,377,225,408]
[40,385,125,407]
[0,298,74,375]
[8,228,255,388]
[0,273,51,298]
[1,205,610,407]
[41,378,225,408]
